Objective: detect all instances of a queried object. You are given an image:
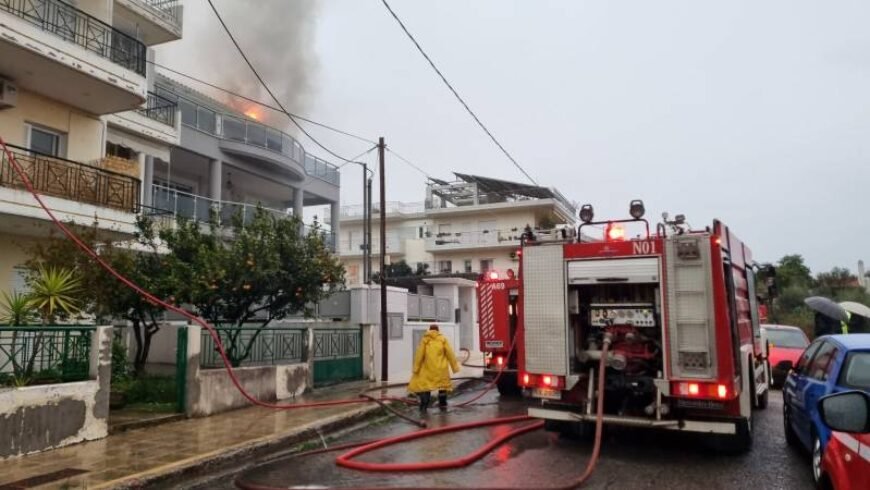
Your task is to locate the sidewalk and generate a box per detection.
[0,381,410,490]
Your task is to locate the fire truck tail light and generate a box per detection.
[717,384,728,399]
[496,356,504,367]
[674,381,734,400]
[521,373,535,386]
[542,375,552,386]
[688,383,700,396]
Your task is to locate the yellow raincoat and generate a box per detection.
[407,330,460,393]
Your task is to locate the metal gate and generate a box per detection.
[313,327,363,386]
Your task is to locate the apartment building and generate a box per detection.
[142,73,341,245]
[338,173,576,285]
[0,0,184,295]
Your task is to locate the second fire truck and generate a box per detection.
[478,201,770,451]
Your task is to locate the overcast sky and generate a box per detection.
[161,0,870,274]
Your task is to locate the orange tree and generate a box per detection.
[160,208,345,366]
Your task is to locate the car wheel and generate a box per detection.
[783,405,799,447]
[812,435,822,484]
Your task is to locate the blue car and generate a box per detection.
[782,334,870,484]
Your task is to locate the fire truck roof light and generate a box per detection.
[606,223,626,242]
[629,200,645,219]
[488,271,499,280]
[579,204,594,223]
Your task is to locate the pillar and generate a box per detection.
[293,187,305,234]
[330,202,340,251]
[209,159,222,201]
[141,154,154,208]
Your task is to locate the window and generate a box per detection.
[480,259,494,273]
[196,107,217,134]
[438,260,452,274]
[179,99,197,126]
[464,260,472,273]
[11,266,29,294]
[795,340,822,374]
[765,328,809,349]
[438,224,452,236]
[839,352,870,389]
[27,125,64,157]
[807,342,838,381]
[106,141,134,160]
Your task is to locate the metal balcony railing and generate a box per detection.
[149,185,336,249]
[426,229,523,250]
[138,0,182,25]
[136,92,177,127]
[0,0,147,75]
[0,144,140,212]
[169,90,340,186]
[340,201,425,219]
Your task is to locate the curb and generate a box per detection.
[97,403,384,490]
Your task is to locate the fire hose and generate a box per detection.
[0,138,609,488]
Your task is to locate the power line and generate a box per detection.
[205,0,367,165]
[148,60,377,146]
[379,0,538,186]
[339,145,379,169]
[386,148,430,179]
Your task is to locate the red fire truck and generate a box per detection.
[477,271,522,396]
[484,202,770,451]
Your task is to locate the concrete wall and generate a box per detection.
[373,321,461,384]
[0,326,111,460]
[183,325,310,417]
[0,89,106,162]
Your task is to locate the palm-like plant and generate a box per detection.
[0,290,35,326]
[28,266,81,324]
[22,266,82,378]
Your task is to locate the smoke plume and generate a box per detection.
[162,0,320,131]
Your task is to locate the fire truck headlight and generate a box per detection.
[629,200,645,219]
[579,204,594,223]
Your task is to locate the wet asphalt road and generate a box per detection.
[197,387,815,490]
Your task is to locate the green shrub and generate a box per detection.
[117,376,176,404]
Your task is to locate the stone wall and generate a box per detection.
[0,326,111,460]
[183,325,311,417]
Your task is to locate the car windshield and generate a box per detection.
[765,328,809,349]
[841,352,870,390]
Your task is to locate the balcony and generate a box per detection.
[106,91,179,145]
[148,184,335,249]
[175,94,340,186]
[113,0,183,45]
[425,229,523,252]
[340,201,425,221]
[0,0,147,114]
[0,144,140,212]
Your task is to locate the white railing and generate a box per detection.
[341,201,425,219]
[425,229,524,251]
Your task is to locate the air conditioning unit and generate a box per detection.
[0,79,18,110]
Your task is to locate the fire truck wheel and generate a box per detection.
[496,373,522,397]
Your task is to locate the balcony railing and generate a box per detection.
[425,229,523,250]
[340,201,425,219]
[149,185,335,248]
[0,144,140,212]
[136,92,177,127]
[138,0,182,25]
[0,0,147,76]
[170,91,340,186]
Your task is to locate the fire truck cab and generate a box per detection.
[518,203,770,451]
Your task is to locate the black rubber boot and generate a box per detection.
[418,392,431,413]
[438,390,448,409]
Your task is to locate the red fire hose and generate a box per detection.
[1,138,609,488]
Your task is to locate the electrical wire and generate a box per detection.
[205,0,366,165]
[148,60,377,146]
[379,0,538,186]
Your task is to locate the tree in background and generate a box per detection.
[160,208,345,367]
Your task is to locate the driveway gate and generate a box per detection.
[313,326,363,386]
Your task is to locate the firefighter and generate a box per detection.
[813,311,848,337]
[408,325,460,413]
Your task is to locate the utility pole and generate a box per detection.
[361,162,369,284]
[378,137,388,382]
[365,175,373,284]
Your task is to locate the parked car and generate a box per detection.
[762,324,810,387]
[782,334,870,486]
[816,391,870,490]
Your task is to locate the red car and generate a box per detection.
[762,324,809,387]
[818,391,870,490]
